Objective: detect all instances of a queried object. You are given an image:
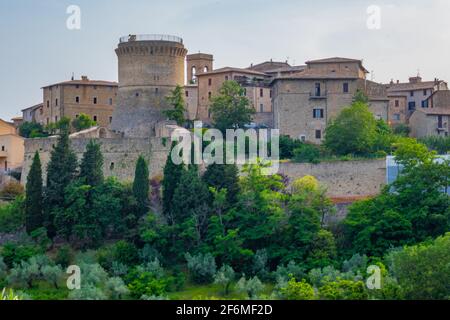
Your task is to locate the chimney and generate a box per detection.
[81,75,89,81]
[390,79,394,85]
[397,80,400,84]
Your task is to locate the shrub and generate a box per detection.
[214,265,235,295]
[127,272,169,299]
[293,143,321,164]
[1,243,43,268]
[236,276,264,299]
[0,181,24,199]
[0,197,25,233]
[274,261,306,284]
[113,241,140,267]
[279,136,304,159]
[279,278,315,300]
[105,277,129,300]
[54,245,74,268]
[318,279,368,300]
[185,253,217,284]
[68,284,107,300]
[252,249,269,280]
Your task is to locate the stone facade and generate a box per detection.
[0,119,24,172]
[388,95,408,125]
[21,135,171,185]
[409,108,450,138]
[279,159,386,198]
[196,68,273,126]
[39,76,117,130]
[187,53,214,84]
[272,58,389,142]
[111,35,188,138]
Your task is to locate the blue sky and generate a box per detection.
[1,0,450,120]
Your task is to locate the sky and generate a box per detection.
[1,0,450,120]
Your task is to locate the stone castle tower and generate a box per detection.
[111,34,188,138]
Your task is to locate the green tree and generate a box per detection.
[79,140,104,187]
[133,156,150,216]
[210,81,255,132]
[203,164,240,205]
[318,279,368,300]
[24,152,43,233]
[45,130,78,238]
[162,142,186,221]
[279,278,315,300]
[324,101,378,156]
[18,122,46,138]
[72,113,97,132]
[163,85,186,126]
[214,265,236,295]
[386,233,450,299]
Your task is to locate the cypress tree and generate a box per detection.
[45,130,78,237]
[203,164,240,204]
[133,155,150,216]
[162,142,185,220]
[25,152,44,233]
[79,140,104,187]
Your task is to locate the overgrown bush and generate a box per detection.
[0,197,25,233]
[279,278,315,300]
[236,276,264,299]
[185,253,217,284]
[318,279,368,300]
[0,181,24,199]
[293,143,321,164]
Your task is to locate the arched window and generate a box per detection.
[191,66,197,81]
[203,66,209,73]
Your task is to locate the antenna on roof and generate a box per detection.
[71,72,74,81]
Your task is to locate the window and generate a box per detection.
[1,146,4,151]
[225,76,229,81]
[208,78,212,86]
[423,89,427,96]
[47,118,49,125]
[93,115,98,122]
[260,104,264,113]
[410,91,414,97]
[55,99,58,106]
[185,91,189,97]
[408,101,416,110]
[76,114,79,118]
[204,66,209,73]
[76,85,80,89]
[47,101,50,108]
[76,96,80,103]
[343,82,349,93]
[155,88,159,94]
[109,117,113,123]
[243,88,247,96]
[109,98,113,105]
[299,135,306,142]
[421,100,428,108]
[260,89,264,98]
[270,90,273,98]
[438,115,443,128]
[393,114,400,121]
[93,97,97,104]
[313,108,324,119]
[135,92,139,97]
[55,116,58,122]
[395,100,399,107]
[110,162,115,170]
[208,92,212,100]
[191,67,197,82]
[208,109,212,118]
[315,83,321,96]
[315,130,322,139]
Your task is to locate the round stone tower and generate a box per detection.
[111,34,188,137]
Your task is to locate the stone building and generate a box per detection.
[426,90,450,109]
[409,108,450,138]
[0,119,24,172]
[387,95,408,126]
[21,103,43,123]
[39,76,118,130]
[194,67,274,127]
[386,76,448,120]
[272,57,389,142]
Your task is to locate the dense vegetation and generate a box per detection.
[1,82,449,300]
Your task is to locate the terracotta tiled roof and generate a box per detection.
[42,79,118,89]
[415,107,450,116]
[197,67,267,77]
[21,103,43,112]
[386,81,441,92]
[305,57,369,73]
[248,61,291,72]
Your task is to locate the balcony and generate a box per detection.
[119,34,183,44]
[309,90,328,99]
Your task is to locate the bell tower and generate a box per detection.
[186,53,214,84]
